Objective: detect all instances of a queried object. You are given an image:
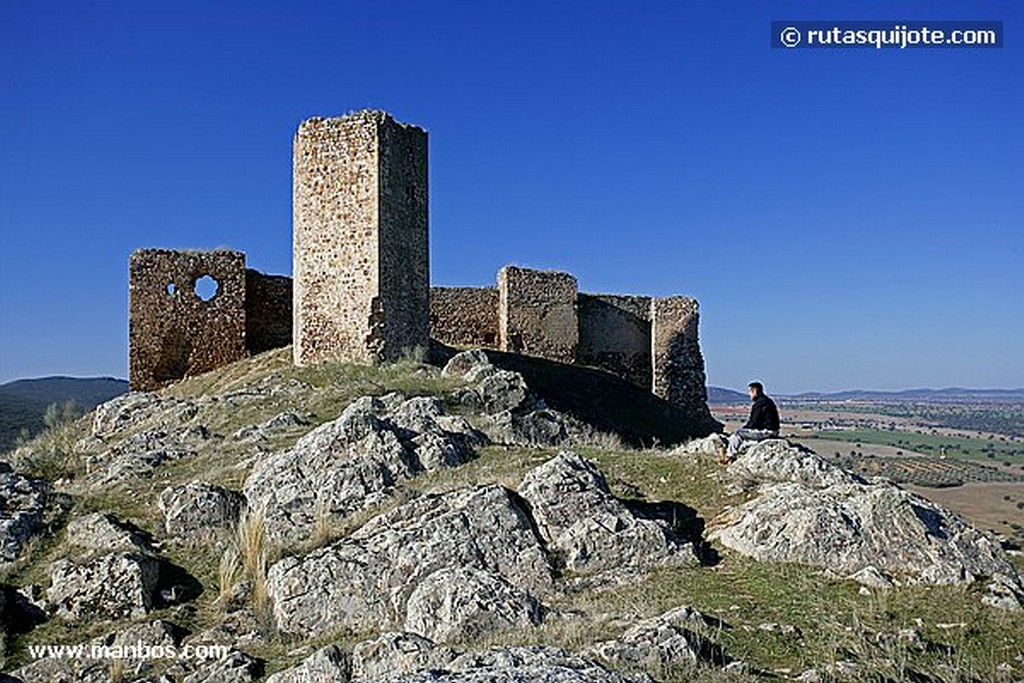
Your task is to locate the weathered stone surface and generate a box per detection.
[294,110,429,366]
[711,440,1024,604]
[441,350,533,415]
[130,248,248,391]
[405,566,543,643]
[726,439,861,489]
[181,649,262,683]
[577,293,653,389]
[159,480,245,535]
[0,462,47,564]
[379,646,650,683]
[585,605,726,671]
[244,393,477,543]
[10,619,181,683]
[669,434,727,458]
[91,392,197,439]
[352,632,456,680]
[266,645,350,683]
[431,286,500,349]
[650,296,719,431]
[518,453,698,572]
[65,512,150,553]
[267,484,552,636]
[85,425,213,487]
[477,409,572,448]
[47,552,160,621]
[497,266,578,364]
[232,411,310,442]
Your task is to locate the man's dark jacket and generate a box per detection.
[744,393,780,432]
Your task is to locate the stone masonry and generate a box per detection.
[128,110,716,424]
[651,296,717,429]
[497,266,578,364]
[129,249,247,391]
[430,287,499,349]
[577,293,652,389]
[293,111,429,366]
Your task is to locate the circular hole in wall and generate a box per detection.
[166,283,177,296]
[194,275,220,302]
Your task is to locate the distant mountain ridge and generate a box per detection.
[0,376,129,453]
[781,387,1024,402]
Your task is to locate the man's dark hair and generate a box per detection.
[748,381,764,393]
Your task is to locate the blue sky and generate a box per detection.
[1,1,1021,393]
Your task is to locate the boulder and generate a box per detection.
[404,567,544,643]
[668,434,727,458]
[65,512,151,553]
[712,441,1024,605]
[90,392,197,439]
[517,453,699,573]
[159,480,245,536]
[265,645,350,683]
[268,485,552,636]
[378,646,651,682]
[47,552,160,621]
[0,462,47,564]
[478,409,572,448]
[84,425,213,487]
[585,605,727,672]
[244,393,478,544]
[351,632,456,680]
[10,619,180,683]
[180,649,262,683]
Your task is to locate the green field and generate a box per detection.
[804,428,1024,465]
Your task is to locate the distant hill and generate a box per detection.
[781,387,1024,403]
[707,386,747,404]
[0,376,128,454]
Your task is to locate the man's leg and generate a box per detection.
[726,429,777,459]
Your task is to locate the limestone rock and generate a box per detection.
[378,646,651,682]
[726,439,861,489]
[10,619,181,683]
[232,411,311,441]
[159,480,245,535]
[90,391,197,439]
[268,484,552,636]
[404,567,544,643]
[442,350,534,415]
[244,393,478,544]
[351,632,456,680]
[517,452,698,573]
[65,512,151,553]
[0,461,47,564]
[712,440,1024,605]
[265,645,350,683]
[84,425,213,487]
[669,434,727,458]
[47,552,160,621]
[585,605,727,671]
[478,409,571,448]
[441,349,493,380]
[180,649,262,683]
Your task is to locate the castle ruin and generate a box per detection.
[128,110,716,431]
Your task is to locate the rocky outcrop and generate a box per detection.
[10,619,180,683]
[585,605,727,672]
[385,646,652,683]
[404,567,543,643]
[351,632,456,680]
[710,439,1024,607]
[46,552,160,621]
[517,452,699,573]
[84,426,214,487]
[159,480,245,536]
[244,393,483,544]
[65,512,151,553]
[265,645,350,683]
[89,392,197,439]
[267,484,552,637]
[0,461,47,564]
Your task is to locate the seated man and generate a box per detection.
[724,381,780,462]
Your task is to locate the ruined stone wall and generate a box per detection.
[129,249,246,391]
[377,115,430,358]
[430,286,499,349]
[577,293,652,388]
[245,270,292,354]
[293,110,429,366]
[497,266,578,364]
[650,296,718,430]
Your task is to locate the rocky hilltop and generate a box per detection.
[1,348,1022,682]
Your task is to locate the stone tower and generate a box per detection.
[293,110,429,366]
